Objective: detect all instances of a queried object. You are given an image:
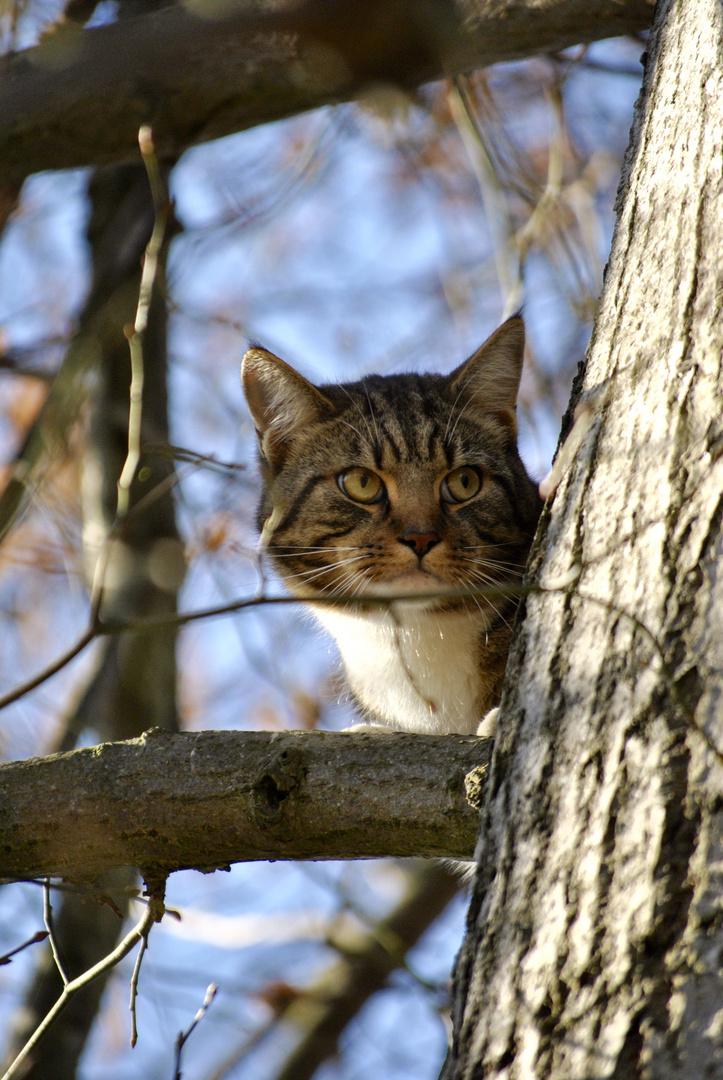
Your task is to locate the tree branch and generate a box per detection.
[0,0,654,182]
[0,731,491,880]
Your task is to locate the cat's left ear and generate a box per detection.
[448,315,525,434]
[242,346,335,462]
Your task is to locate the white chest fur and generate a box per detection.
[313,604,489,735]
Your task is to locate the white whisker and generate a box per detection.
[269,546,362,557]
[284,554,372,583]
[338,383,379,452]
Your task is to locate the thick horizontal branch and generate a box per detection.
[0,0,654,181]
[0,729,491,880]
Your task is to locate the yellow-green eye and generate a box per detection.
[442,466,481,504]
[338,467,384,504]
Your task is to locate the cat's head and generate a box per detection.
[241,316,541,607]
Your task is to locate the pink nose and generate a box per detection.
[399,530,440,557]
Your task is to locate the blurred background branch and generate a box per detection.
[0,0,653,181]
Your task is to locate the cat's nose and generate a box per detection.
[399,530,441,557]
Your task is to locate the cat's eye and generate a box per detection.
[338,467,384,504]
[442,466,481,504]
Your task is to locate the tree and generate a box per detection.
[6,0,709,1077]
[444,0,723,1074]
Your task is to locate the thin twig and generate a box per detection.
[0,931,49,967]
[0,583,528,712]
[87,467,184,624]
[173,983,218,1080]
[142,443,246,474]
[0,626,96,711]
[19,548,704,719]
[1,903,157,1080]
[116,125,169,518]
[103,582,529,634]
[129,922,150,1048]
[43,879,69,985]
[89,123,171,617]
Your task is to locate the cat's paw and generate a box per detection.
[341,722,395,733]
[476,707,498,738]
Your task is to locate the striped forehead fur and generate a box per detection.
[314,372,511,469]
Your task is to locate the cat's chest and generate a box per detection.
[314,605,489,735]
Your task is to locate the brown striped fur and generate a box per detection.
[242,316,542,735]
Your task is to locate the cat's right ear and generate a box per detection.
[448,315,525,434]
[242,347,335,463]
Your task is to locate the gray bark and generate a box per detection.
[0,731,490,879]
[0,0,654,182]
[445,0,723,1076]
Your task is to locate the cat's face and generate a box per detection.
[241,317,542,608]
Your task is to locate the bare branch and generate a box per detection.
[173,983,218,1080]
[115,125,169,517]
[128,920,149,1049]
[0,902,157,1080]
[0,0,655,182]
[42,880,69,986]
[0,730,491,880]
[0,932,49,967]
[0,582,522,712]
[0,626,97,711]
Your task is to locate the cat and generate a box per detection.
[241,315,542,738]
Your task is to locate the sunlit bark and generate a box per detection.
[445,0,723,1075]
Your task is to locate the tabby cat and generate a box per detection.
[241,316,542,737]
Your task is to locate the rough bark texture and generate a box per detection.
[0,0,654,182]
[0,731,491,879]
[444,0,723,1077]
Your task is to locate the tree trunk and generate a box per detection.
[444,0,723,1076]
